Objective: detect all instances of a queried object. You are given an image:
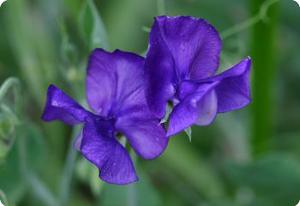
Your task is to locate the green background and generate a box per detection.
[0,0,300,205]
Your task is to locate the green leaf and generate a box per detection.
[0,78,20,162]
[184,127,192,142]
[0,105,17,163]
[22,123,47,172]
[225,154,300,206]
[59,23,78,67]
[79,0,109,50]
[0,122,47,203]
[0,137,26,204]
[76,158,104,196]
[17,124,56,206]
[159,137,225,200]
[100,168,162,206]
[160,104,172,124]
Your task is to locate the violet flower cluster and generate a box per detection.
[42,16,251,185]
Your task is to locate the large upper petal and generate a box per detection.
[153,16,222,80]
[167,82,219,137]
[212,57,252,113]
[41,85,90,125]
[145,16,222,118]
[86,49,146,117]
[86,49,168,160]
[115,110,168,160]
[80,118,138,185]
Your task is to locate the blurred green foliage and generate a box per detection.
[0,0,300,206]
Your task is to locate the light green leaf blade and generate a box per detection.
[184,127,192,142]
[79,0,109,50]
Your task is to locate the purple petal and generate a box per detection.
[153,16,222,80]
[115,113,168,159]
[80,118,138,185]
[167,82,218,137]
[41,85,90,125]
[145,18,176,118]
[195,90,218,126]
[145,16,221,118]
[86,49,146,117]
[177,80,199,100]
[86,49,168,161]
[100,144,139,185]
[213,57,252,113]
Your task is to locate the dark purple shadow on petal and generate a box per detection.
[115,113,168,160]
[167,82,219,137]
[177,80,199,100]
[41,85,90,125]
[145,18,176,119]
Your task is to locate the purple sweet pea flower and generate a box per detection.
[42,49,168,185]
[145,16,252,137]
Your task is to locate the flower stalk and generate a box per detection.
[250,0,279,156]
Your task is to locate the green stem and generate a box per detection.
[58,126,80,206]
[0,77,20,103]
[17,131,58,206]
[250,0,279,156]
[157,0,166,15]
[127,148,137,206]
[221,0,279,39]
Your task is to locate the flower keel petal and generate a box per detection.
[81,118,138,185]
[167,82,218,137]
[100,143,139,185]
[116,115,168,160]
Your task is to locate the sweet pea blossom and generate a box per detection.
[145,16,251,137]
[42,49,168,185]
